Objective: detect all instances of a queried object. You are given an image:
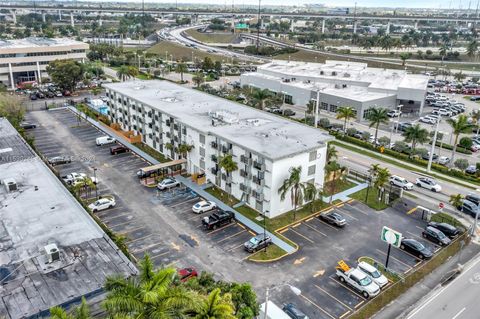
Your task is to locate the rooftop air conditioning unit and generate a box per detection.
[3,178,17,192]
[45,244,60,263]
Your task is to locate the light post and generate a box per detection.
[93,167,98,199]
[438,131,448,156]
[264,284,301,319]
[314,89,320,128]
[263,210,268,252]
[427,117,441,173]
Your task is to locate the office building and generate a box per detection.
[0,37,88,89]
[104,80,332,218]
[240,60,429,120]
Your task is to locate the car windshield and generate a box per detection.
[370,270,381,278]
[359,276,372,286]
[437,231,446,239]
[249,237,259,245]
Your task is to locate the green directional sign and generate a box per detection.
[381,226,402,248]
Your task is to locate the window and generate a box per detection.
[200,159,205,170]
[308,165,316,175]
[321,102,328,110]
[199,134,206,144]
[309,151,317,161]
[329,104,338,113]
[199,147,205,157]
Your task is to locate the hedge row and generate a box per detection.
[430,141,472,155]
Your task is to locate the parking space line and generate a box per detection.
[315,284,353,310]
[339,311,351,319]
[354,301,365,308]
[119,226,147,236]
[328,276,366,300]
[216,230,247,244]
[375,249,416,268]
[226,243,245,252]
[131,243,163,254]
[104,219,134,228]
[306,217,314,222]
[407,207,418,215]
[316,219,340,231]
[300,294,336,319]
[126,233,154,244]
[288,228,315,244]
[248,230,256,236]
[345,204,368,216]
[292,223,302,228]
[406,231,426,241]
[335,208,358,221]
[170,197,198,208]
[207,223,236,235]
[150,251,170,260]
[302,222,327,237]
[237,223,246,230]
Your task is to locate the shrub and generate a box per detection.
[378,136,390,146]
[454,158,469,171]
[361,131,371,141]
[459,137,473,149]
[346,128,357,136]
[318,118,330,128]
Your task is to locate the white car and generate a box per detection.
[88,197,116,212]
[357,261,389,288]
[192,200,217,214]
[415,177,442,192]
[96,136,116,146]
[157,178,180,190]
[389,175,414,190]
[387,110,401,118]
[438,156,450,166]
[419,116,436,124]
[71,175,98,187]
[432,109,452,117]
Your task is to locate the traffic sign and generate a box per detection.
[381,226,402,248]
[439,202,445,209]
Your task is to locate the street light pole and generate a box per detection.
[314,89,320,128]
[93,167,98,199]
[427,117,440,173]
[263,210,268,252]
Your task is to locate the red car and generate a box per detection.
[178,267,198,282]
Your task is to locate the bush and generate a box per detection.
[432,141,472,154]
[346,128,357,137]
[459,137,473,149]
[454,158,469,171]
[378,136,390,146]
[318,118,330,129]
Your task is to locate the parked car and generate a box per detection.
[336,264,380,298]
[422,226,451,246]
[20,122,36,129]
[427,222,460,239]
[110,145,129,155]
[157,178,180,190]
[319,211,346,227]
[458,199,479,217]
[202,210,235,230]
[387,110,401,117]
[437,156,450,166]
[395,122,412,132]
[466,165,477,175]
[357,261,388,288]
[465,193,480,206]
[470,96,480,101]
[244,233,272,253]
[421,152,438,161]
[192,200,217,213]
[48,155,72,166]
[389,175,414,190]
[177,267,198,282]
[400,238,433,259]
[96,136,116,146]
[88,197,116,212]
[282,109,296,116]
[62,172,86,185]
[282,303,310,319]
[432,108,452,117]
[415,177,442,192]
[29,94,38,100]
[419,116,436,124]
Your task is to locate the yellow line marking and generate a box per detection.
[347,199,355,204]
[150,251,170,259]
[407,207,418,215]
[303,222,327,237]
[278,228,288,234]
[315,284,353,310]
[375,249,416,268]
[216,230,247,244]
[292,223,302,228]
[249,231,256,236]
[289,228,315,244]
[340,311,351,319]
[300,294,336,319]
[336,203,344,208]
[324,208,334,214]
[354,300,365,308]
[125,233,154,244]
[306,217,314,222]
[237,223,246,230]
[207,223,235,235]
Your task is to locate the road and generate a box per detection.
[405,253,480,319]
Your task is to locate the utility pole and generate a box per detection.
[427,118,440,173]
[256,0,261,51]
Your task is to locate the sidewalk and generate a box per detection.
[322,181,368,202]
[67,106,297,254]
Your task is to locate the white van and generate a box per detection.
[96,136,116,146]
[259,301,291,319]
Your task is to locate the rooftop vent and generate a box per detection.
[209,110,239,124]
[331,71,337,76]
[44,244,60,263]
[160,97,179,103]
[3,178,17,192]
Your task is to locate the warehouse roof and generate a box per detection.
[104,80,332,160]
[0,119,136,319]
[0,37,88,50]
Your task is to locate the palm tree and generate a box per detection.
[449,194,464,209]
[116,65,130,81]
[176,62,188,82]
[374,167,390,202]
[472,110,480,136]
[326,144,338,163]
[325,161,345,204]
[336,106,356,132]
[218,154,238,201]
[127,65,139,79]
[399,52,412,66]
[50,298,90,319]
[278,166,304,220]
[302,182,323,213]
[447,114,472,164]
[194,288,235,319]
[103,255,195,318]
[178,143,194,172]
[467,39,478,58]
[251,88,272,110]
[402,124,429,155]
[453,72,466,82]
[366,107,389,145]
[192,72,205,88]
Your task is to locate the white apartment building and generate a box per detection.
[104,80,332,218]
[240,60,429,121]
[0,37,88,89]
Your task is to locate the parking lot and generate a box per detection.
[273,200,444,319]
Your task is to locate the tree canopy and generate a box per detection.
[46,59,85,92]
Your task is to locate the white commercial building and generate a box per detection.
[104,80,332,218]
[240,60,429,121]
[0,37,88,89]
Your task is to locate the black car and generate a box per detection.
[458,200,479,217]
[466,193,480,206]
[110,145,130,155]
[400,238,433,259]
[282,303,309,319]
[282,109,296,116]
[202,210,234,230]
[244,234,272,253]
[319,211,346,227]
[48,155,72,166]
[30,94,38,100]
[20,122,36,129]
[36,91,45,99]
[395,122,412,132]
[422,226,451,246]
[421,152,438,161]
[427,222,460,239]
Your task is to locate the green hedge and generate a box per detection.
[430,141,472,155]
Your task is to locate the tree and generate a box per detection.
[454,159,469,171]
[178,143,194,171]
[453,72,466,82]
[378,136,391,147]
[46,59,85,92]
[326,144,338,163]
[116,65,131,81]
[303,182,323,213]
[50,297,90,319]
[0,94,24,129]
[403,124,429,155]
[459,137,473,149]
[336,106,356,132]
[325,161,345,203]
[251,89,272,110]
[127,65,139,78]
[214,60,222,73]
[103,255,195,318]
[176,62,188,82]
[449,194,464,209]
[447,114,472,164]
[194,288,235,319]
[366,107,389,144]
[202,56,215,71]
[278,166,304,220]
[399,52,412,66]
[218,154,238,201]
[467,39,478,58]
[374,167,390,201]
[192,72,205,88]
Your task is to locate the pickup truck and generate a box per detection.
[336,260,380,298]
[62,172,86,185]
[202,210,235,230]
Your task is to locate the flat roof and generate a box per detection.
[256,60,429,91]
[0,119,136,319]
[104,80,332,160]
[0,37,88,50]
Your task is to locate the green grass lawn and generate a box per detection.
[185,29,236,43]
[248,244,287,261]
[430,212,465,230]
[204,186,239,206]
[358,256,402,283]
[132,142,170,163]
[323,179,357,196]
[350,187,389,211]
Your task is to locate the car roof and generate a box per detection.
[358,261,377,273]
[426,226,442,233]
